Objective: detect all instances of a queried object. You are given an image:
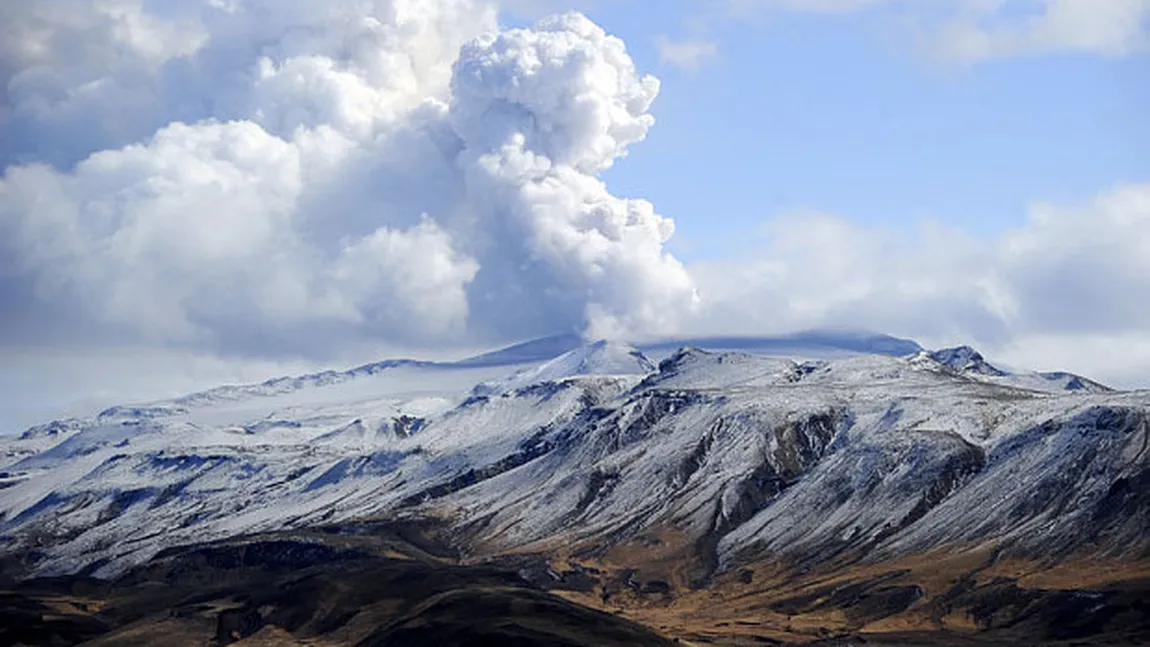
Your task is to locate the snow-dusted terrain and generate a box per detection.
[1,333,1147,580]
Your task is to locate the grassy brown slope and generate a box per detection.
[540,537,1150,646]
[3,522,1148,646]
[0,525,678,647]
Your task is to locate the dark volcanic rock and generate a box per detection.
[356,587,675,647]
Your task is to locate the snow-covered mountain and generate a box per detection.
[1,333,1146,588]
[474,340,654,396]
[925,345,1111,393]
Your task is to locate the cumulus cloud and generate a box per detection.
[0,120,479,353]
[690,182,1150,387]
[0,0,495,166]
[690,211,1013,342]
[0,1,699,358]
[998,183,1150,331]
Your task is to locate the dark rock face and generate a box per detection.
[392,415,425,438]
[1092,467,1150,556]
[771,574,925,625]
[398,426,564,508]
[356,587,675,647]
[952,579,1150,644]
[0,532,679,647]
[216,606,262,642]
[712,410,845,538]
[96,488,153,525]
[929,346,1007,376]
[887,406,1150,560]
[0,591,109,645]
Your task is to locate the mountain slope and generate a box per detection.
[926,345,1112,394]
[474,340,654,395]
[1,335,1147,645]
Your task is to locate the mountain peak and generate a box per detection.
[927,345,1007,376]
[550,339,655,376]
[456,334,586,367]
[474,339,654,395]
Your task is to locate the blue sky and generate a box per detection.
[0,0,1148,432]
[570,2,1150,258]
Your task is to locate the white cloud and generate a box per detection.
[331,216,479,336]
[688,182,1150,388]
[450,13,699,340]
[0,345,330,434]
[0,120,480,352]
[0,3,698,358]
[689,211,1011,342]
[720,0,1150,62]
[1,0,1147,419]
[656,35,719,71]
[0,0,498,167]
[928,0,1150,62]
[993,332,1150,390]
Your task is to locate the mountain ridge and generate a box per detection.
[11,331,1099,434]
[1,332,1146,645]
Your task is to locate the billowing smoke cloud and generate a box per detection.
[449,14,698,340]
[0,1,698,356]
